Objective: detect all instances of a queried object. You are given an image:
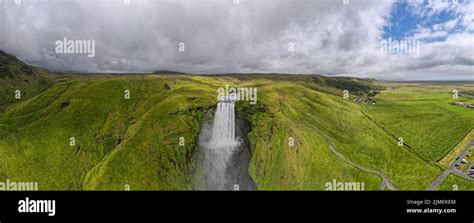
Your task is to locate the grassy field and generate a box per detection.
[241,80,441,190]
[1,52,473,190]
[439,129,474,168]
[437,173,474,191]
[363,83,474,163]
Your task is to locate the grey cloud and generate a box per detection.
[0,0,472,80]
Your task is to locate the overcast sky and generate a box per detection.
[0,0,473,80]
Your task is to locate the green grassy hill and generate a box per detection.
[0,75,220,190]
[239,79,440,190]
[0,51,472,190]
[0,50,55,110]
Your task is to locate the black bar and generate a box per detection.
[0,191,473,222]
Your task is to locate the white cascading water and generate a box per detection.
[203,98,240,189]
[211,102,235,143]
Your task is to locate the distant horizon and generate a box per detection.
[9,49,473,83]
[1,0,472,80]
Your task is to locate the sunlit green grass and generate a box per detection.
[0,75,219,189]
[243,81,441,190]
[364,84,474,162]
[437,174,474,191]
[0,75,472,190]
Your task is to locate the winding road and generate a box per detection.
[329,145,397,191]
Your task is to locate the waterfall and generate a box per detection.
[196,95,256,190]
[201,100,240,190]
[211,101,235,144]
